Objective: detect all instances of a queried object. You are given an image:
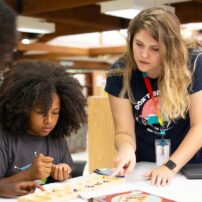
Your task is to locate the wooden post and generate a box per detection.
[87,96,116,173]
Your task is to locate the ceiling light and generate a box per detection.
[17,16,55,34]
[21,38,31,44]
[105,9,140,19]
[100,0,188,19]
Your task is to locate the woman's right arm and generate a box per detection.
[108,94,136,176]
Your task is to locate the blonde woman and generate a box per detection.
[105,7,202,186]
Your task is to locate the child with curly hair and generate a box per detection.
[0,60,87,184]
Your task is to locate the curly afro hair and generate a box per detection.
[0,60,87,137]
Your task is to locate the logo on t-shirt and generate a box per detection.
[134,91,173,135]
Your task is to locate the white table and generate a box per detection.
[1,162,202,202]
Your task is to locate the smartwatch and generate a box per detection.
[164,160,176,171]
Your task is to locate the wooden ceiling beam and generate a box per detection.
[89,46,126,56]
[17,53,56,61]
[36,28,103,42]
[54,22,102,35]
[37,17,128,42]
[37,23,99,43]
[17,42,126,56]
[173,1,202,23]
[23,0,112,14]
[19,53,109,70]
[17,42,89,56]
[29,5,129,30]
[64,60,109,70]
[37,34,59,43]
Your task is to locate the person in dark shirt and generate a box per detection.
[0,60,86,185]
[105,7,202,186]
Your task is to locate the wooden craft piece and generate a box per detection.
[18,174,125,202]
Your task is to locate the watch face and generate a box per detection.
[166,160,176,170]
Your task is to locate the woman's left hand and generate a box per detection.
[143,165,176,186]
[50,163,72,181]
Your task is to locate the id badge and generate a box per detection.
[155,139,171,165]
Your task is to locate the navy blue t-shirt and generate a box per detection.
[105,52,202,163]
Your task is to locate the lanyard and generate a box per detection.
[142,72,165,137]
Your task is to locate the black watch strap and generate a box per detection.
[164,160,176,171]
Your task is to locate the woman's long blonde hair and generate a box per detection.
[117,7,192,120]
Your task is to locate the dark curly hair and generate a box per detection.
[0,60,87,137]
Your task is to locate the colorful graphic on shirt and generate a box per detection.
[141,97,160,125]
[134,93,172,134]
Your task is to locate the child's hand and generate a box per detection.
[50,163,72,181]
[0,181,44,198]
[15,181,45,196]
[27,153,53,180]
